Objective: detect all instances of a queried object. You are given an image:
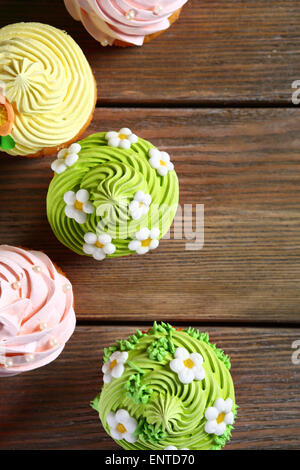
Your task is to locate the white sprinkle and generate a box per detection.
[4,359,13,368]
[11,281,21,290]
[25,353,35,363]
[40,322,48,331]
[63,284,71,293]
[126,9,135,20]
[50,338,58,347]
[32,265,41,273]
[153,4,163,15]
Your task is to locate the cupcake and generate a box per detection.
[64,0,188,47]
[0,23,97,157]
[47,130,179,260]
[91,322,237,450]
[0,245,76,376]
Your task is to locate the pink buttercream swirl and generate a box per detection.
[0,245,76,376]
[64,0,188,46]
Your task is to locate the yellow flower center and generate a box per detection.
[141,238,152,247]
[160,160,167,167]
[116,423,127,434]
[139,202,144,207]
[110,359,117,370]
[118,133,128,140]
[216,412,226,424]
[183,358,195,369]
[96,241,104,249]
[74,200,84,211]
[0,104,8,126]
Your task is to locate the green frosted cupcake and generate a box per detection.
[47,130,179,260]
[91,322,237,450]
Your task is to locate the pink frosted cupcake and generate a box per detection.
[0,245,76,376]
[64,0,188,47]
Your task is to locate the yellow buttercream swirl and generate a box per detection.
[0,23,95,156]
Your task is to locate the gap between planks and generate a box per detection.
[76,319,300,329]
[96,102,299,109]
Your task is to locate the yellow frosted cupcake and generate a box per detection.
[0,23,97,157]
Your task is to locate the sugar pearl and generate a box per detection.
[40,322,48,330]
[11,281,21,290]
[32,265,41,273]
[101,39,108,47]
[126,9,135,20]
[50,337,58,347]
[63,284,71,293]
[25,353,35,363]
[4,359,13,368]
[153,4,163,15]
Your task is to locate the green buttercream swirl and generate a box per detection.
[184,327,231,370]
[93,323,237,450]
[46,133,179,257]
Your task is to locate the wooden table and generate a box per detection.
[0,0,300,450]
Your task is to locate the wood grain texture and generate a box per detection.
[1,0,300,104]
[1,108,299,324]
[0,325,299,450]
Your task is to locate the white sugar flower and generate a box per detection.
[148,148,174,176]
[64,189,94,224]
[128,227,160,255]
[129,190,152,220]
[205,398,234,436]
[51,143,81,174]
[169,347,205,385]
[102,351,128,383]
[106,409,137,443]
[83,232,116,260]
[105,128,138,149]
[164,446,190,450]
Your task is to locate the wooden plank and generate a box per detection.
[0,325,299,450]
[1,1,300,104]
[0,108,299,324]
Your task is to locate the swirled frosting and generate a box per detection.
[0,245,76,376]
[47,131,179,259]
[92,323,237,450]
[0,23,96,156]
[64,0,188,46]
